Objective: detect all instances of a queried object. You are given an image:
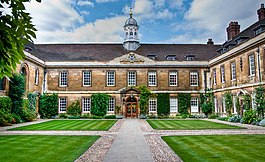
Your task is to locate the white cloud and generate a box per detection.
[168,0,184,9]
[96,0,118,3]
[169,0,264,44]
[80,11,90,15]
[155,0,165,8]
[77,0,94,7]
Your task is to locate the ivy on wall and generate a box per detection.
[91,93,110,117]
[39,93,58,119]
[157,93,170,116]
[200,90,214,117]
[137,85,155,115]
[255,86,265,118]
[28,92,38,111]
[224,91,233,115]
[178,93,191,114]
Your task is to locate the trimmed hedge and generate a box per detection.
[39,93,58,119]
[157,93,170,116]
[0,97,13,126]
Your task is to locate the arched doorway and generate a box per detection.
[125,96,138,118]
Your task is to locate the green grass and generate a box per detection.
[0,135,99,162]
[10,120,117,131]
[163,134,265,162]
[147,120,243,130]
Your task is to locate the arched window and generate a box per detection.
[35,68,39,85]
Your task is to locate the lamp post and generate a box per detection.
[256,47,262,82]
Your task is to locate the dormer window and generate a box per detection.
[253,24,265,36]
[185,54,196,61]
[147,54,157,60]
[235,36,249,44]
[166,55,176,61]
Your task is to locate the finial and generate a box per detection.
[129,9,133,18]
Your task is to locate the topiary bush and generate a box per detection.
[157,93,170,116]
[39,93,58,119]
[67,100,81,116]
[91,93,110,117]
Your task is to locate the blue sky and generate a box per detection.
[25,0,264,44]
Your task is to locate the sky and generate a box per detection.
[25,0,265,44]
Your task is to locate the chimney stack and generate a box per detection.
[257,3,265,21]
[207,38,214,45]
[226,22,240,40]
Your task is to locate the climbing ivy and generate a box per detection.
[136,86,155,115]
[28,92,38,111]
[178,93,191,114]
[39,93,58,119]
[157,93,170,116]
[200,89,214,117]
[255,86,265,118]
[91,93,110,117]
[243,94,251,110]
[224,91,233,115]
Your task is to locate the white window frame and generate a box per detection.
[231,62,236,81]
[149,98,157,112]
[59,71,68,87]
[108,97,115,112]
[221,66,225,83]
[190,71,198,86]
[251,93,256,110]
[82,97,91,112]
[213,69,217,85]
[128,71,136,86]
[148,71,157,86]
[169,71,178,86]
[107,71,115,86]
[214,97,218,113]
[190,97,199,113]
[59,97,67,113]
[170,97,178,113]
[83,71,91,86]
[233,96,237,114]
[249,54,255,76]
[222,97,226,113]
[35,68,39,85]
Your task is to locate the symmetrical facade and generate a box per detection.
[1,5,265,117]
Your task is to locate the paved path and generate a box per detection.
[103,119,154,162]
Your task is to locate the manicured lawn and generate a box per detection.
[10,120,117,131]
[0,135,99,162]
[147,120,243,130]
[163,134,265,162]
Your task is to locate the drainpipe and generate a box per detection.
[256,47,262,82]
[42,67,47,94]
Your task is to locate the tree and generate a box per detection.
[255,86,265,118]
[0,0,41,79]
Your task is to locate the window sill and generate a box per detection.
[248,75,255,78]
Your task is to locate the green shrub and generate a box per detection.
[59,113,68,119]
[91,93,110,116]
[103,115,116,119]
[218,117,229,121]
[11,114,22,124]
[8,73,25,116]
[67,100,81,116]
[259,119,265,127]
[208,114,219,119]
[241,110,257,124]
[0,97,13,126]
[39,93,58,119]
[28,92,37,111]
[148,113,157,119]
[157,93,170,116]
[68,115,81,119]
[21,108,36,122]
[92,115,102,119]
[158,115,170,119]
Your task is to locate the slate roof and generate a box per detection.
[30,43,221,62]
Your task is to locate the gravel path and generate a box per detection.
[1,118,265,162]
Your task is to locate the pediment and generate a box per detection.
[109,52,155,64]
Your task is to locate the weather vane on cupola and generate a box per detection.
[123,0,140,52]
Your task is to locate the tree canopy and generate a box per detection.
[0,0,41,79]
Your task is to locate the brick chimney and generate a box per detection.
[226,22,240,40]
[207,38,214,45]
[257,3,265,21]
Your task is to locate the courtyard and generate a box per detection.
[1,119,265,162]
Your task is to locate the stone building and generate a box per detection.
[0,5,265,117]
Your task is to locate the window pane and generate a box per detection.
[148,71,156,86]
[82,98,91,112]
[190,97,198,112]
[249,55,255,76]
[35,69,39,85]
[169,71,178,86]
[59,98,67,113]
[231,62,236,80]
[213,69,217,85]
[190,72,198,86]
[60,72,68,86]
[170,98,178,112]
[107,71,115,86]
[83,71,91,86]
[149,98,157,112]
[108,98,115,112]
[0,78,4,90]
[221,66,225,83]
[128,71,136,86]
